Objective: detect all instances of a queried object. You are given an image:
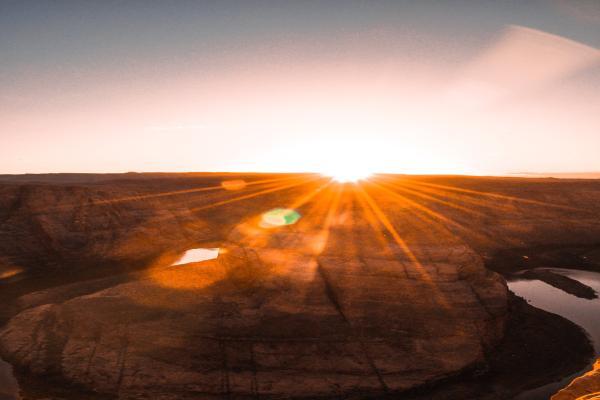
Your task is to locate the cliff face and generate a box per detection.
[0,174,599,398]
[0,182,214,275]
[0,174,314,284]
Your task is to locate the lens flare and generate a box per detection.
[260,208,301,228]
[221,179,247,190]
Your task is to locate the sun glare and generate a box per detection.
[326,169,372,183]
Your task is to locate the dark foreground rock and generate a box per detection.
[0,236,508,398]
[381,294,594,400]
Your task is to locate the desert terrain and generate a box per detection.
[0,173,599,399]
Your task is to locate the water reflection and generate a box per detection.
[509,268,600,400]
[0,357,20,400]
[171,248,220,266]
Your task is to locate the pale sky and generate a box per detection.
[1,1,599,175]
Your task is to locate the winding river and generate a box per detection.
[509,268,600,400]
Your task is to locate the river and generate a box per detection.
[509,268,600,400]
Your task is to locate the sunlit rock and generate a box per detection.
[552,359,600,400]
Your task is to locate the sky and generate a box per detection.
[1,0,599,175]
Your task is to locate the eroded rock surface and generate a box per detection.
[0,247,506,398]
[1,174,600,398]
[0,186,508,398]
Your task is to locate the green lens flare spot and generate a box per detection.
[261,208,301,228]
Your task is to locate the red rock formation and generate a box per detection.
[552,360,600,400]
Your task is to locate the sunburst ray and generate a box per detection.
[191,175,322,213]
[368,180,502,247]
[354,183,450,308]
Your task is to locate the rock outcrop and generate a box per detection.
[0,243,507,398]
[552,359,600,400]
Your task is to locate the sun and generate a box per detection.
[308,137,376,183]
[324,168,372,183]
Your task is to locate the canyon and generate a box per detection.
[0,173,599,399]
